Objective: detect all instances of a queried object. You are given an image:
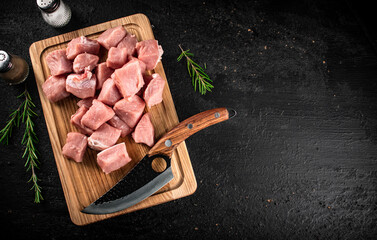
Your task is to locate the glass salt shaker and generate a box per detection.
[36,0,72,28]
[0,50,29,85]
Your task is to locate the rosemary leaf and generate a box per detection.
[177,45,214,95]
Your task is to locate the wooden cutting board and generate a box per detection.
[29,13,197,226]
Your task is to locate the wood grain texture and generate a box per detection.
[29,13,197,226]
[149,108,229,157]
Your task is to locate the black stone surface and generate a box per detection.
[1,0,377,239]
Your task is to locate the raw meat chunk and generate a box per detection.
[135,39,163,70]
[132,113,154,147]
[97,78,122,106]
[73,53,99,73]
[88,123,121,151]
[66,70,96,99]
[143,73,165,108]
[117,33,138,56]
[97,143,132,174]
[128,56,147,73]
[77,97,95,108]
[62,132,88,163]
[42,75,70,102]
[45,49,73,76]
[81,99,115,130]
[113,95,145,128]
[95,62,114,89]
[70,105,94,135]
[66,36,100,60]
[106,47,128,69]
[113,60,144,98]
[108,115,132,137]
[97,26,127,50]
[137,74,153,96]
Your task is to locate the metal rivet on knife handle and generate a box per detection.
[187,123,193,129]
[215,112,220,118]
[165,139,172,147]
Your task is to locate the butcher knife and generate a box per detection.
[82,107,236,214]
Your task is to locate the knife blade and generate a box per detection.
[81,107,236,215]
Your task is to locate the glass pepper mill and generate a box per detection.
[36,0,72,28]
[0,50,29,85]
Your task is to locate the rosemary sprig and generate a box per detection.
[21,90,42,203]
[0,104,21,144]
[0,89,42,203]
[177,45,214,95]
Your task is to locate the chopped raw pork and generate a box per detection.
[95,62,114,89]
[97,26,127,50]
[66,69,96,99]
[97,78,122,106]
[113,94,145,128]
[66,36,100,60]
[143,73,165,108]
[106,47,128,69]
[113,60,144,98]
[88,123,121,151]
[117,33,138,55]
[45,49,73,76]
[108,115,132,137]
[81,99,115,130]
[137,74,153,96]
[128,56,147,73]
[42,75,70,102]
[73,53,99,73]
[70,105,94,136]
[62,132,88,163]
[135,39,163,70]
[77,97,95,108]
[97,143,132,174]
[132,113,154,147]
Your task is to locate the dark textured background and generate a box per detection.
[1,0,377,239]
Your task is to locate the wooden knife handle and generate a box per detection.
[148,108,231,157]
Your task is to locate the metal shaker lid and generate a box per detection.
[0,50,12,73]
[36,0,59,11]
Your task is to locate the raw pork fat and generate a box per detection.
[73,53,99,73]
[42,75,70,102]
[66,70,96,99]
[97,26,127,50]
[45,49,72,76]
[97,143,131,174]
[81,99,115,130]
[62,132,88,163]
[132,113,154,147]
[113,95,145,128]
[88,123,121,151]
[66,36,100,60]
